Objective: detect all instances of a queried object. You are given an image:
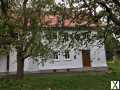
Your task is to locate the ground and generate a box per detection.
[0,61,120,90]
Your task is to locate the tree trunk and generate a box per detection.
[16,55,24,79]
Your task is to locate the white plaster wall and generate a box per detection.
[24,50,83,71]
[0,42,107,72]
[9,41,107,72]
[0,55,7,72]
[90,41,107,67]
[9,48,17,72]
[24,57,39,71]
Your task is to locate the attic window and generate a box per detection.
[52,32,58,40]
[62,33,69,42]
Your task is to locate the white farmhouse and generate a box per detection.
[0,27,108,73]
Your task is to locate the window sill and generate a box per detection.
[64,59,72,61]
[54,60,60,62]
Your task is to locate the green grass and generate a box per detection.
[0,62,120,90]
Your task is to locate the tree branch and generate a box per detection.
[97,1,120,26]
[0,0,8,15]
[23,0,29,7]
[112,0,120,7]
[23,0,29,29]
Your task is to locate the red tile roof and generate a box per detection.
[41,15,105,28]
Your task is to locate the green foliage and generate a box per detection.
[105,35,120,52]
[0,48,8,55]
[0,19,12,55]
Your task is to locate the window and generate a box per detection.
[52,32,58,40]
[52,33,57,39]
[65,50,70,59]
[53,52,58,59]
[74,55,77,59]
[62,33,69,42]
[46,32,58,41]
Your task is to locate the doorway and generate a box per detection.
[82,50,91,67]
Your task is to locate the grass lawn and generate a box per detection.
[0,61,120,90]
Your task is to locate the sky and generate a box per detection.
[55,0,64,4]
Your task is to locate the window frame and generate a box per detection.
[62,33,69,43]
[64,50,70,60]
[53,51,59,61]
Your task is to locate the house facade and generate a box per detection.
[23,42,107,72]
[0,14,108,73]
[0,28,108,73]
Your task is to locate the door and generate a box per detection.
[82,50,91,67]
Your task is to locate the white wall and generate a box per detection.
[0,42,107,72]
[9,48,17,72]
[90,41,107,67]
[24,44,107,72]
[0,55,7,72]
[24,50,83,71]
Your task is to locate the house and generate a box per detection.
[0,15,108,73]
[0,28,107,73]
[23,28,107,73]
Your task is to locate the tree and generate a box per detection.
[0,0,120,79]
[0,0,57,79]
